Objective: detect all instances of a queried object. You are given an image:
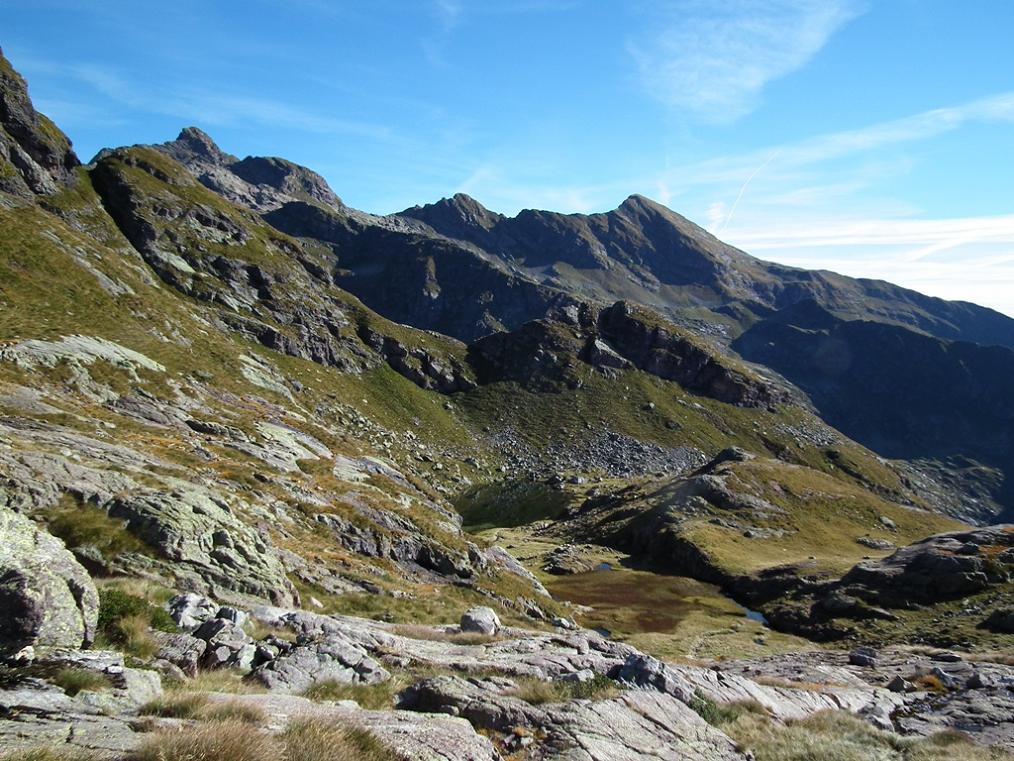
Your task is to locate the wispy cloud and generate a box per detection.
[18,56,404,147]
[629,0,864,123]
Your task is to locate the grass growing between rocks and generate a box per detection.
[128,718,392,761]
[95,584,177,659]
[166,669,268,695]
[51,667,112,697]
[139,693,266,724]
[717,709,1013,761]
[42,494,152,564]
[302,677,410,710]
[390,624,501,646]
[508,674,621,704]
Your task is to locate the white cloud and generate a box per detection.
[629,0,863,122]
[718,216,1014,316]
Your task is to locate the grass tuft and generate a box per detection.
[140,692,209,719]
[721,709,1013,761]
[128,720,277,761]
[0,749,102,761]
[508,674,620,705]
[127,717,392,761]
[282,717,390,761]
[51,667,112,697]
[301,677,406,710]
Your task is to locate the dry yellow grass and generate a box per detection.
[721,709,1013,761]
[140,694,266,724]
[128,717,393,761]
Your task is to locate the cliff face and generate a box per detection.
[0,48,79,197]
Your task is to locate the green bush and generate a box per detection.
[97,588,176,638]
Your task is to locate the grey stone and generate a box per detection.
[250,636,390,694]
[460,606,501,636]
[0,507,99,654]
[167,593,218,629]
[152,631,207,676]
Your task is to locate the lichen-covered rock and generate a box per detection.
[108,486,296,605]
[167,593,219,629]
[0,507,98,653]
[400,675,745,760]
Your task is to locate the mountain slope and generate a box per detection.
[401,192,1014,349]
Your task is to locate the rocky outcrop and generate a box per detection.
[400,675,745,761]
[0,49,79,198]
[836,525,1014,608]
[596,302,781,407]
[358,325,476,393]
[110,486,297,605]
[0,508,98,654]
[250,636,390,694]
[468,301,781,407]
[156,126,344,213]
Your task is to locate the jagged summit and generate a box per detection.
[162,126,239,166]
[143,126,344,212]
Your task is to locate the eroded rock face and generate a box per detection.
[400,674,746,761]
[0,49,79,197]
[0,508,98,653]
[468,301,782,407]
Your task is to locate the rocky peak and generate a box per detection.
[161,126,238,167]
[229,155,343,209]
[0,48,79,196]
[399,192,504,240]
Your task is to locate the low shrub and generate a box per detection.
[96,587,176,658]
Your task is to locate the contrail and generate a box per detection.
[715,149,780,234]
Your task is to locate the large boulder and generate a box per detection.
[0,508,98,654]
[460,606,501,636]
[107,486,297,605]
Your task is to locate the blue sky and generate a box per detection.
[4,1,1014,316]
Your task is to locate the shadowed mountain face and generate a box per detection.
[734,302,1014,521]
